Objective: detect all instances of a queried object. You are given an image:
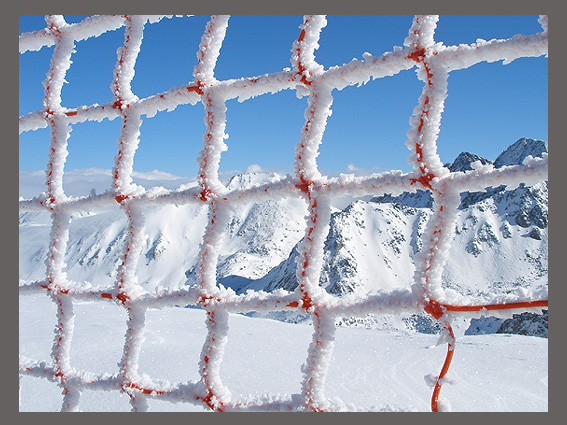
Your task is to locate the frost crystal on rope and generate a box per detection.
[19,15,548,412]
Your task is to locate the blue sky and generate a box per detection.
[19,15,548,179]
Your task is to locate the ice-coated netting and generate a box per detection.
[19,15,548,412]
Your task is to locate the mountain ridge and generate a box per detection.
[19,138,548,336]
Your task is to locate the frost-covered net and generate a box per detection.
[19,15,548,412]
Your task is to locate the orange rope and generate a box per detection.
[425,299,547,411]
[431,322,455,412]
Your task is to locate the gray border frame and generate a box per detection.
[11,2,560,424]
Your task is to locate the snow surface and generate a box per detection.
[19,293,547,412]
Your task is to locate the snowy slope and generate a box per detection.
[19,293,548,412]
[19,171,308,293]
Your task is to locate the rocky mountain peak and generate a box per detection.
[448,152,492,173]
[494,138,547,168]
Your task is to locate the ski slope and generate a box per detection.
[19,293,547,412]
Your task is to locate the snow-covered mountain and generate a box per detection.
[240,138,548,333]
[19,138,548,335]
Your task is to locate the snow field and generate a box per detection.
[19,294,547,412]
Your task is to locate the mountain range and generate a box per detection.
[19,138,548,337]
